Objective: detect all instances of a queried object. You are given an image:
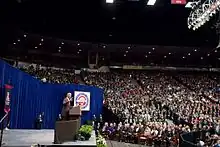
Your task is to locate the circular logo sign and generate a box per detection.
[75,93,89,109]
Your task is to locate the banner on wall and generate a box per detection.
[74,91,91,111]
[4,84,13,114]
[171,0,186,4]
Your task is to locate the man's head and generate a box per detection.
[67,93,72,98]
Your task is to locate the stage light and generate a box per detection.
[188,24,191,29]
[188,0,220,30]
[185,2,193,8]
[147,0,157,5]
[106,0,114,3]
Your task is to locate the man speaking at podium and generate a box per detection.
[61,93,73,120]
[55,92,82,144]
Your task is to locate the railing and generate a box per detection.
[0,113,8,147]
[179,131,198,147]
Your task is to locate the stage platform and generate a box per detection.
[2,129,97,147]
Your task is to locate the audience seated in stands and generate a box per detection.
[20,64,220,146]
[19,64,78,84]
[84,72,220,146]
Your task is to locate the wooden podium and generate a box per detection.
[54,106,82,144]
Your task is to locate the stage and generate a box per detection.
[2,129,97,147]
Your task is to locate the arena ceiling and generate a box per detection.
[2,0,220,68]
[1,0,219,47]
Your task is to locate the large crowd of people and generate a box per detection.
[20,64,220,146]
[176,74,220,103]
[19,64,78,84]
[85,71,220,146]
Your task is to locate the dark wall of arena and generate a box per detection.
[0,60,104,129]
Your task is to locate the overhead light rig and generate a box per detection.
[187,0,220,30]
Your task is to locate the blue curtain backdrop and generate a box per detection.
[0,60,104,129]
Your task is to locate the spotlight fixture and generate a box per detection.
[147,0,157,5]
[106,0,114,3]
[187,0,220,30]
